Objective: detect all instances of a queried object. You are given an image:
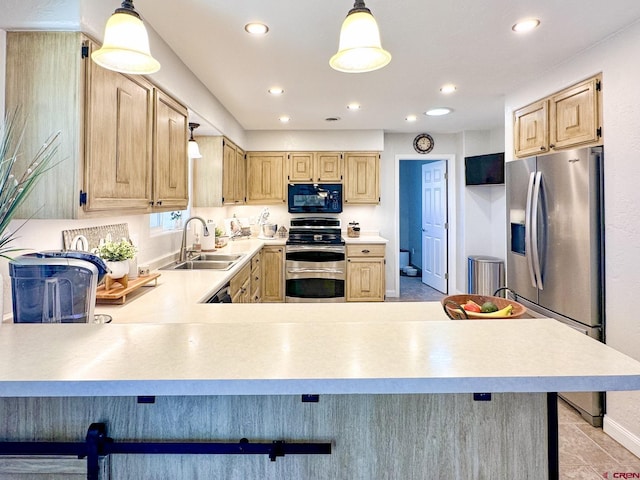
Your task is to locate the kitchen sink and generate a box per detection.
[161,260,235,271]
[193,253,245,262]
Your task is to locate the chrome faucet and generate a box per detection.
[179,216,210,262]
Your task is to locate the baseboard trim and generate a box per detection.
[603,414,640,459]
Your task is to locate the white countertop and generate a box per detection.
[4,235,640,398]
[1,316,640,397]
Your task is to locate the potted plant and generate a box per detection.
[95,239,137,279]
[0,110,60,316]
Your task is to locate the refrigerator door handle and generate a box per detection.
[531,171,544,290]
[524,172,538,288]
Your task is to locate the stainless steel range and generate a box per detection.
[285,217,345,303]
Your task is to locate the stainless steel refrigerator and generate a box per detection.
[506,146,605,426]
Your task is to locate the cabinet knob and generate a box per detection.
[156,200,163,206]
[362,249,370,254]
[540,146,546,151]
[549,144,555,149]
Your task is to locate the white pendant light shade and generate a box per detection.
[188,123,202,159]
[188,140,202,159]
[92,1,160,75]
[330,1,391,73]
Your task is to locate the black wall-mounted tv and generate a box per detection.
[464,152,505,185]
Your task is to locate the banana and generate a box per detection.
[466,304,513,318]
[479,304,513,318]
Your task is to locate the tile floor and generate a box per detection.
[558,398,640,479]
[386,274,640,479]
[385,273,446,302]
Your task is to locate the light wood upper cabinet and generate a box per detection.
[288,152,314,182]
[84,42,154,213]
[234,145,247,204]
[344,152,380,204]
[6,31,86,219]
[514,74,602,158]
[288,152,343,183]
[5,31,189,218]
[192,136,224,207]
[550,76,601,150]
[513,100,549,158]
[262,246,285,302]
[317,152,343,182]
[222,139,246,205]
[152,89,189,211]
[192,136,245,207]
[246,152,286,204]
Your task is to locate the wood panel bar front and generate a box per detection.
[0,393,549,479]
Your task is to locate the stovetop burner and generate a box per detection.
[287,217,344,245]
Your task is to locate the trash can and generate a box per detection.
[467,255,504,296]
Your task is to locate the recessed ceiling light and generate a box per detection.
[425,108,452,117]
[245,22,269,35]
[405,115,417,122]
[347,103,361,110]
[512,18,540,33]
[268,87,284,95]
[440,84,457,94]
[279,115,290,123]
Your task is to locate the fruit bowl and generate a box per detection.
[441,294,527,320]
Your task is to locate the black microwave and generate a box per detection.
[288,183,343,214]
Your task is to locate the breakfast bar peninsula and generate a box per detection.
[1,299,640,479]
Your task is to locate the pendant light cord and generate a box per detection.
[115,0,140,18]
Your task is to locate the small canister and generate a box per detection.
[347,221,360,238]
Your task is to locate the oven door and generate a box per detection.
[285,246,345,302]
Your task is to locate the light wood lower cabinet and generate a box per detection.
[346,244,386,302]
[0,393,550,479]
[250,252,262,303]
[230,262,251,304]
[261,246,285,302]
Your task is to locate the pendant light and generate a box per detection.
[329,0,391,73]
[188,123,202,159]
[91,0,161,75]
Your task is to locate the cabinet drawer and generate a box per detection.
[347,244,386,257]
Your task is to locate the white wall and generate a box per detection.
[460,130,506,292]
[505,20,640,456]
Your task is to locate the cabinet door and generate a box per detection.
[152,90,188,211]
[316,152,343,182]
[85,49,154,212]
[192,136,224,207]
[246,152,286,204]
[222,140,237,205]
[550,76,601,150]
[288,152,314,182]
[235,147,247,204]
[513,100,549,158]
[262,246,284,302]
[6,31,84,219]
[344,153,380,204]
[347,258,385,301]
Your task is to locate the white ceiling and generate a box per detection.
[131,2,640,134]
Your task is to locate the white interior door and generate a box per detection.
[422,161,448,293]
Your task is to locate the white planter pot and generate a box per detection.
[106,260,129,279]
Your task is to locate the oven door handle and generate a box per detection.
[287,268,345,274]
